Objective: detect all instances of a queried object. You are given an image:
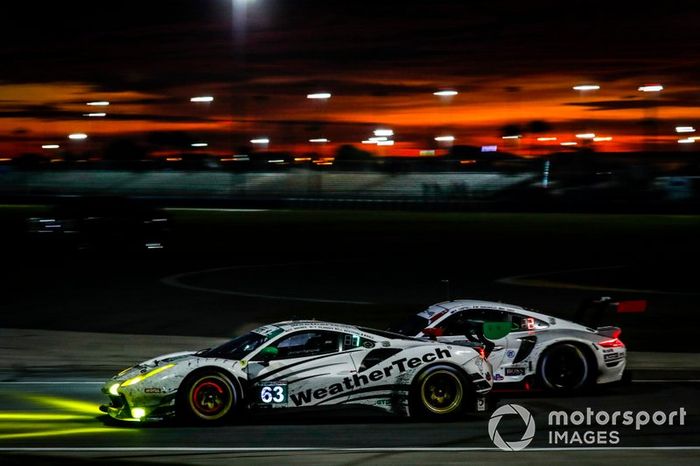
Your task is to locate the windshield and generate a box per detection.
[202,332,269,360]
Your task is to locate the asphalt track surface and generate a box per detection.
[0,378,698,465]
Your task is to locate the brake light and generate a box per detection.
[599,338,624,348]
[616,300,647,313]
[478,346,486,359]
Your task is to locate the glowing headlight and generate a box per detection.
[131,407,146,419]
[121,364,175,387]
[108,383,120,396]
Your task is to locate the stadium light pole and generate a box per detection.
[434,89,458,152]
[638,84,663,150]
[231,0,255,151]
[573,84,599,146]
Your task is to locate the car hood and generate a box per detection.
[111,351,198,382]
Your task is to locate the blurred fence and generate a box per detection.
[0,169,537,202]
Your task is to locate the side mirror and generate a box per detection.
[258,346,279,360]
[422,327,444,340]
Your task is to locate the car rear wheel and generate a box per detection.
[179,371,237,423]
[538,343,593,392]
[411,365,469,419]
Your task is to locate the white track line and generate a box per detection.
[161,263,374,305]
[0,447,699,452]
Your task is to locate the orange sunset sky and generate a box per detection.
[1,1,699,157]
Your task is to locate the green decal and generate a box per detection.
[483,322,511,340]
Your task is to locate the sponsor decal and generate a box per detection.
[505,367,526,376]
[506,350,516,359]
[494,373,504,381]
[604,353,624,362]
[289,348,452,406]
[144,387,163,394]
[253,324,285,338]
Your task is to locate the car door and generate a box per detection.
[499,312,549,373]
[246,330,359,409]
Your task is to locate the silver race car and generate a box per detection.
[101,320,493,423]
[389,300,626,391]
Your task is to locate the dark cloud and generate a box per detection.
[566,99,700,111]
[1,0,699,92]
[0,104,213,123]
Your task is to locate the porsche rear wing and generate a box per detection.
[595,326,622,339]
[574,297,646,328]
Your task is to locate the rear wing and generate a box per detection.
[574,297,646,328]
[595,326,622,339]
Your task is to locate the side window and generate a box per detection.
[272,331,341,359]
[441,309,509,337]
[509,313,550,331]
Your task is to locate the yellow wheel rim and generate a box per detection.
[420,370,463,415]
[188,374,234,421]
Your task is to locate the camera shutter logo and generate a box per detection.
[488,404,536,451]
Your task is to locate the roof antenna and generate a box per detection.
[441,279,451,301]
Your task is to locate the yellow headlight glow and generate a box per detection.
[108,383,120,396]
[121,364,175,387]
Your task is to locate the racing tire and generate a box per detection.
[410,364,471,419]
[178,370,238,424]
[537,343,595,393]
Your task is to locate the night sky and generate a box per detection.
[1,0,699,157]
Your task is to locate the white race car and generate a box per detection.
[101,320,493,423]
[388,300,626,391]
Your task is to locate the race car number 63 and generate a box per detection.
[260,384,287,403]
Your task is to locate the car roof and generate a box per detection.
[421,299,554,322]
[270,320,363,333]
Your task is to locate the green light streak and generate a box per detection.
[0,413,92,421]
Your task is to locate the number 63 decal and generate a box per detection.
[259,383,288,404]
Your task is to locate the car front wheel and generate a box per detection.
[411,365,470,419]
[179,371,237,423]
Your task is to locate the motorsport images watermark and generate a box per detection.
[488,403,687,451]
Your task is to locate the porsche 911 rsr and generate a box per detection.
[388,300,626,391]
[101,320,493,423]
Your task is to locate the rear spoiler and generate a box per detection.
[574,297,646,328]
[596,326,622,339]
